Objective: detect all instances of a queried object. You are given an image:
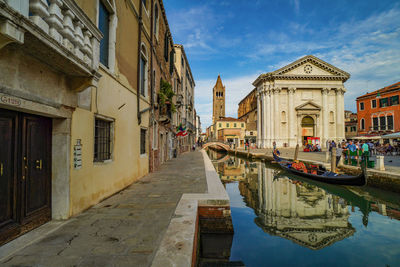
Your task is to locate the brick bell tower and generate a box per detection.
[212,75,226,123]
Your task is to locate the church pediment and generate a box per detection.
[253,55,350,85]
[295,101,321,111]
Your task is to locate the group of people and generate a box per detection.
[328,140,371,166]
[303,143,321,152]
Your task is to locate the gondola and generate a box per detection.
[272,152,366,186]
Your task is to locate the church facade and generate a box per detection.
[253,55,350,148]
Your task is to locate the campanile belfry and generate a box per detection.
[212,75,226,123]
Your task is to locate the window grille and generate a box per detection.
[387,115,394,130]
[94,119,112,161]
[140,129,147,154]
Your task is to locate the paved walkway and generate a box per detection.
[241,148,400,173]
[1,151,207,267]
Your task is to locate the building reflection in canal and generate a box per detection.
[208,149,385,250]
[241,164,355,250]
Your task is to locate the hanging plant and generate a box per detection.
[158,79,176,113]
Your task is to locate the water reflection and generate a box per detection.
[208,150,400,250]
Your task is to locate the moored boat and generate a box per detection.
[272,152,366,186]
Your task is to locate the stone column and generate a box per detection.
[262,87,268,148]
[336,87,345,142]
[269,87,274,148]
[297,114,302,144]
[274,87,281,146]
[316,114,322,142]
[257,91,261,147]
[265,87,271,148]
[288,87,296,147]
[322,88,330,147]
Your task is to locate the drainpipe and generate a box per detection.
[150,0,154,171]
[137,0,143,125]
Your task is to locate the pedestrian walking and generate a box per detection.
[336,144,343,167]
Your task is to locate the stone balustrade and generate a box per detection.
[1,0,101,74]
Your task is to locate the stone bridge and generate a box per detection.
[203,141,231,151]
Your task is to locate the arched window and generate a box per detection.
[281,111,286,122]
[140,44,148,97]
[154,3,159,38]
[360,118,365,130]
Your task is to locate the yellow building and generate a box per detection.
[214,117,246,148]
[0,0,187,245]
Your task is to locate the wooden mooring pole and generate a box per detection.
[331,147,336,173]
[294,144,299,160]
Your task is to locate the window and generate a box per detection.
[345,127,348,132]
[94,118,112,162]
[139,44,148,97]
[371,99,377,108]
[164,32,169,62]
[98,0,116,71]
[360,118,365,130]
[99,1,109,67]
[281,111,286,122]
[379,98,388,107]
[380,116,386,130]
[226,123,229,127]
[140,128,147,155]
[373,117,378,131]
[390,95,399,106]
[152,122,158,149]
[234,123,237,127]
[241,123,244,128]
[387,115,394,130]
[219,123,222,127]
[359,102,364,110]
[153,3,159,38]
[169,49,175,75]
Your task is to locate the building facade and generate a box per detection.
[212,75,225,123]
[344,110,358,139]
[174,44,196,152]
[238,88,257,144]
[214,117,246,148]
[253,55,350,148]
[356,81,400,136]
[0,0,195,246]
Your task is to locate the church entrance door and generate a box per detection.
[301,116,315,143]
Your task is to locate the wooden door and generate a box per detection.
[0,109,52,245]
[0,110,19,243]
[21,114,52,227]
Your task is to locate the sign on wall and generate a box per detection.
[74,139,82,169]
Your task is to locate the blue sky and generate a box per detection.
[164,0,400,129]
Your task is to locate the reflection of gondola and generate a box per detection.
[274,169,371,226]
[273,153,366,186]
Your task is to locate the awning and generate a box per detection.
[352,136,382,140]
[381,132,400,139]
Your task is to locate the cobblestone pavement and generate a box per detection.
[1,151,207,267]
[242,148,400,173]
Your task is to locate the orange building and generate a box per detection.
[356,81,400,135]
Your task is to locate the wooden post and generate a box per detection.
[331,147,336,173]
[247,147,250,158]
[294,144,299,160]
[348,150,351,165]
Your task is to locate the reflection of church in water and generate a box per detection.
[239,163,355,250]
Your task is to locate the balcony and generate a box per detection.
[0,0,102,82]
[159,104,172,124]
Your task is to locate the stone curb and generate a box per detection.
[151,150,230,267]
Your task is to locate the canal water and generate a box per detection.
[206,150,400,267]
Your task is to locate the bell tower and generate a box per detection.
[212,75,226,123]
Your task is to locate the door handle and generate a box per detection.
[0,163,3,176]
[36,159,42,170]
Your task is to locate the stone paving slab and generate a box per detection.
[1,151,207,267]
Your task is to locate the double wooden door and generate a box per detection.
[0,109,52,245]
